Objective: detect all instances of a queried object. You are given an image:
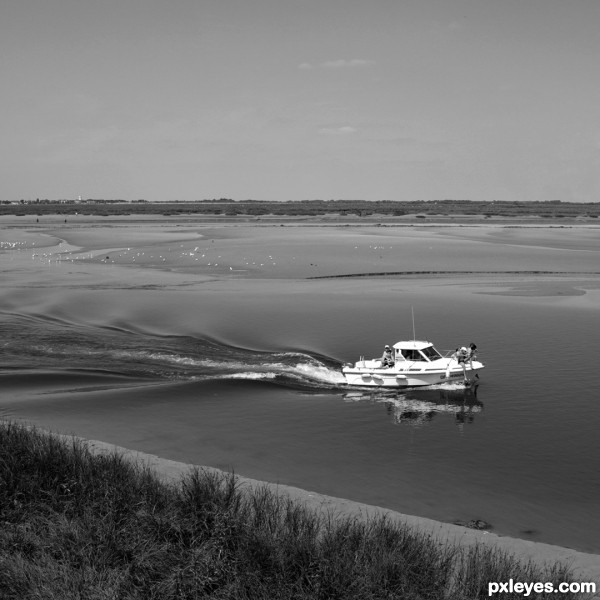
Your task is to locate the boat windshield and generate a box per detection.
[400,349,425,361]
[420,346,442,361]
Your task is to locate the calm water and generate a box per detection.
[1,223,599,553]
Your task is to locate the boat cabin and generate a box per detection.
[392,340,442,362]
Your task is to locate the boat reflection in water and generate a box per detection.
[342,384,483,427]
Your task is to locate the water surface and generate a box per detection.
[1,221,599,552]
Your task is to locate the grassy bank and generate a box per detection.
[0,422,579,599]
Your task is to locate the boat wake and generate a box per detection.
[0,313,346,391]
[0,312,484,428]
[0,313,484,401]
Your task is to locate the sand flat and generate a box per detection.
[11,220,597,282]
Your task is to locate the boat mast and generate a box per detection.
[411,306,416,340]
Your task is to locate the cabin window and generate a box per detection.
[420,346,442,361]
[399,346,442,361]
[400,349,424,361]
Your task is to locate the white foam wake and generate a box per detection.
[292,362,346,385]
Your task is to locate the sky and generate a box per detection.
[1,0,599,202]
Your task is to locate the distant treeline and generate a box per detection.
[2,199,600,219]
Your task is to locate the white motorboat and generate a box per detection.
[342,340,484,388]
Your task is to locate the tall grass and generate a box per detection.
[0,422,579,599]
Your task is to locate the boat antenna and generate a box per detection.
[411,306,416,340]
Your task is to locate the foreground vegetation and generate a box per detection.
[0,422,580,599]
[2,198,600,220]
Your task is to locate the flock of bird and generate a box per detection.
[3,238,398,273]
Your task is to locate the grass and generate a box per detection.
[0,422,581,599]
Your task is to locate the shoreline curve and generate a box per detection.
[78,435,600,587]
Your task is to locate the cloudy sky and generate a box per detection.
[2,0,599,202]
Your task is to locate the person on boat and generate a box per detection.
[467,343,477,368]
[381,345,395,368]
[451,347,469,382]
[451,347,468,363]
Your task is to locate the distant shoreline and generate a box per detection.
[1,198,600,223]
[3,211,600,234]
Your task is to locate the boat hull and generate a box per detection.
[342,362,484,388]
